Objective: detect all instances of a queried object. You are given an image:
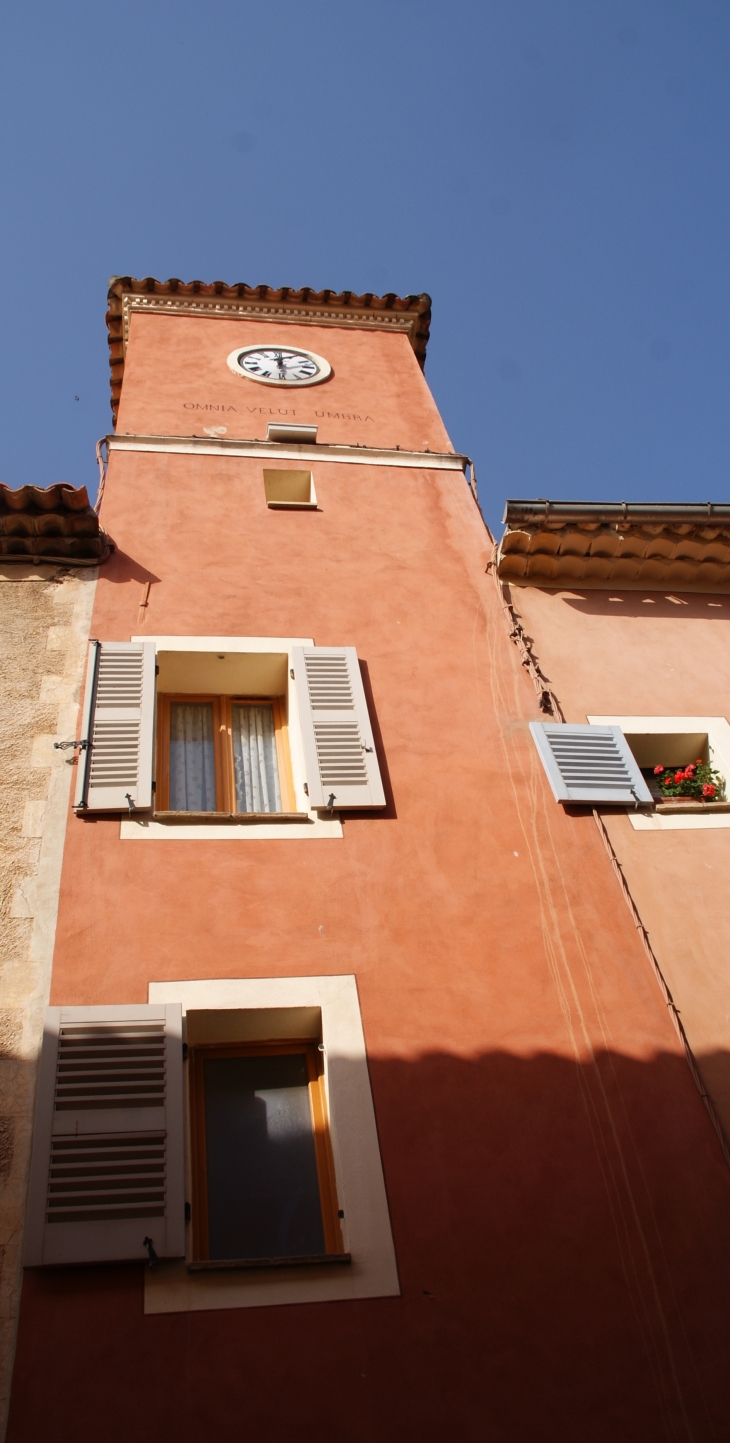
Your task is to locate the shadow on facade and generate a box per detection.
[99,548,161,587]
[560,591,730,621]
[351,658,397,819]
[8,1047,730,1443]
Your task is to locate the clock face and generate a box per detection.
[227,345,332,387]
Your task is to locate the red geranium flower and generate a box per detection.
[674,771,685,783]
[653,765,664,775]
[685,763,696,774]
[703,783,717,797]
[697,758,704,766]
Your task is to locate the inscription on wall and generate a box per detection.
[183,403,375,420]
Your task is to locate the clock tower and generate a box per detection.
[10,276,730,1443]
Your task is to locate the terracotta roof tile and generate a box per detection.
[0,484,110,565]
[498,501,730,593]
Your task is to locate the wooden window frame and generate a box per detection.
[156,694,295,815]
[188,1039,344,1265]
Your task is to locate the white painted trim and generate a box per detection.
[123,635,343,840]
[121,817,342,840]
[108,433,466,472]
[132,635,314,652]
[630,811,730,831]
[588,715,730,830]
[144,975,399,1314]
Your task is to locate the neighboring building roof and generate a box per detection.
[106,277,432,425]
[498,500,730,593]
[0,484,110,566]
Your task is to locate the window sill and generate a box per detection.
[188,1253,351,1273]
[652,801,730,814]
[121,813,343,840]
[152,810,311,825]
[266,502,319,510]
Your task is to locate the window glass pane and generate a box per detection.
[169,703,217,811]
[231,704,282,813]
[203,1053,325,1260]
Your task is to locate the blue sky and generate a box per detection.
[1,1,728,531]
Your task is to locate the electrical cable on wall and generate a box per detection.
[491,559,564,719]
[94,438,108,514]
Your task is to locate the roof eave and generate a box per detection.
[498,497,730,594]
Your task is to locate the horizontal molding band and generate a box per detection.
[107,433,467,472]
[122,293,419,345]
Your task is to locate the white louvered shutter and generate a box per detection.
[74,641,156,811]
[292,646,386,808]
[23,1005,184,1267]
[530,722,654,805]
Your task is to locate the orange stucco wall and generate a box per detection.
[8,318,730,1442]
[513,581,730,1146]
[512,586,730,719]
[117,313,453,453]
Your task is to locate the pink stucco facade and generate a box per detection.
[7,305,730,1441]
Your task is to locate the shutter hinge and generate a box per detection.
[185,1201,192,1222]
[290,668,295,679]
[182,1042,189,1061]
[54,739,89,751]
[303,782,309,796]
[152,780,156,793]
[142,1237,159,1267]
[155,664,159,675]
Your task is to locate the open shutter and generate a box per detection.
[74,641,156,811]
[24,1005,184,1266]
[292,646,386,809]
[530,722,654,805]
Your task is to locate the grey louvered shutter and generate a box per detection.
[23,1005,184,1267]
[292,646,386,808]
[530,722,654,805]
[74,641,156,811]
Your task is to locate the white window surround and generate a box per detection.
[144,975,399,1315]
[122,637,342,841]
[587,715,730,831]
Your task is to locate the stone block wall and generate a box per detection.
[0,567,95,1437]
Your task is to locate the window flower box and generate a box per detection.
[644,758,726,808]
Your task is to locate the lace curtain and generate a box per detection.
[231,704,282,813]
[169,703,217,811]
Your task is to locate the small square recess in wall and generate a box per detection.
[263,470,317,509]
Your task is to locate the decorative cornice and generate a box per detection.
[122,294,420,348]
[106,277,432,426]
[107,432,467,472]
